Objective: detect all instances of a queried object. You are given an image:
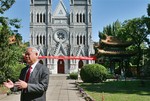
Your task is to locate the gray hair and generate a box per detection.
[26,47,39,56]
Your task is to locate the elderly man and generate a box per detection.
[4,47,49,101]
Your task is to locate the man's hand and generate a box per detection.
[14,80,28,89]
[3,79,14,88]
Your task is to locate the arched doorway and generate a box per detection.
[39,60,44,64]
[78,60,83,69]
[57,59,65,74]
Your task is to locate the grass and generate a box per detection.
[80,80,150,101]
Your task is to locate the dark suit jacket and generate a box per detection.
[18,63,49,101]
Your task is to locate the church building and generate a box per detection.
[30,0,95,74]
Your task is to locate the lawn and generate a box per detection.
[80,80,150,101]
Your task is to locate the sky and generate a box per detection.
[3,0,150,42]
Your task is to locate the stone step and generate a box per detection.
[49,74,69,80]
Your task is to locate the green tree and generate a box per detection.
[99,20,122,38]
[0,0,25,83]
[121,17,149,76]
[98,20,129,45]
[0,0,20,28]
[144,6,150,48]
[0,0,15,14]
[142,4,150,77]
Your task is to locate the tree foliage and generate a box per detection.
[104,20,121,37]
[0,0,15,14]
[145,4,150,48]
[0,0,25,83]
[0,0,21,28]
[99,20,122,40]
[121,17,149,76]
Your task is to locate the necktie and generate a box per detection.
[25,66,32,82]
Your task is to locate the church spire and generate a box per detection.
[53,0,68,17]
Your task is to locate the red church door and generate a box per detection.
[78,60,83,69]
[58,59,64,74]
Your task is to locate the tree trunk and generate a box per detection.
[137,46,142,77]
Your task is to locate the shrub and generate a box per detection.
[69,72,78,80]
[106,73,115,79]
[80,64,108,83]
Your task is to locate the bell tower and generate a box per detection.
[30,0,52,47]
[69,0,92,57]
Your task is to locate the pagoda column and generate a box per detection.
[121,60,124,78]
[118,61,121,75]
[109,59,115,74]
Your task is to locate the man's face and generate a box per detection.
[24,48,38,65]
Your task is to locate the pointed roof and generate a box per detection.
[53,0,68,17]
[77,46,85,56]
[38,47,46,56]
[54,43,67,56]
[98,49,135,57]
[101,35,132,47]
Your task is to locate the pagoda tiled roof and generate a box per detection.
[101,39,132,46]
[98,49,135,56]
[101,35,132,47]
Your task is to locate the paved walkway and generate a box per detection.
[0,74,85,101]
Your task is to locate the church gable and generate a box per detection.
[47,47,55,56]
[38,48,45,56]
[70,47,78,56]
[54,43,67,56]
[53,0,68,17]
[77,46,85,56]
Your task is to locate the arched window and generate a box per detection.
[89,13,91,23]
[49,13,51,23]
[37,13,39,23]
[83,35,85,45]
[78,60,83,69]
[40,13,43,23]
[37,36,39,45]
[31,0,33,4]
[49,0,51,4]
[43,35,45,45]
[31,35,33,45]
[77,36,79,45]
[77,14,79,23]
[49,35,51,44]
[80,14,82,22]
[80,35,82,44]
[30,13,33,23]
[89,0,91,4]
[72,13,73,23]
[40,35,42,44]
[71,0,73,4]
[43,13,45,23]
[83,14,85,23]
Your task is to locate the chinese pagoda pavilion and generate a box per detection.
[97,34,134,75]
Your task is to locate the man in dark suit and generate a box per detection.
[3,47,49,101]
